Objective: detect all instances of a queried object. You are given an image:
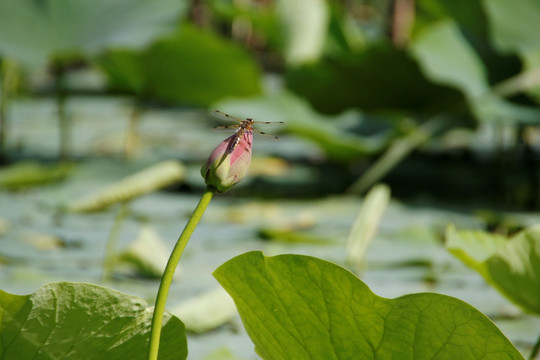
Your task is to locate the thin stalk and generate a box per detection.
[147,186,216,360]
[54,62,70,160]
[346,64,540,196]
[346,115,446,195]
[102,202,130,282]
[521,126,539,210]
[0,61,7,161]
[0,59,17,162]
[494,125,508,205]
[124,102,142,159]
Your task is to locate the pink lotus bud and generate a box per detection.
[201,130,253,193]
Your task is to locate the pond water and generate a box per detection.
[1,97,539,359]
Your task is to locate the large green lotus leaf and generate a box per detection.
[411,20,540,124]
[488,227,540,314]
[411,20,488,100]
[214,251,522,360]
[446,225,507,279]
[0,0,186,69]
[98,49,147,94]
[286,42,462,115]
[144,25,261,105]
[483,0,540,102]
[100,24,262,105]
[446,225,540,314]
[0,282,187,360]
[483,0,540,54]
[415,0,519,87]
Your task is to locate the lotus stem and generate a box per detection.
[147,185,215,360]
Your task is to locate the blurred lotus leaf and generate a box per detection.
[0,161,73,190]
[484,0,540,102]
[415,0,489,40]
[66,160,185,213]
[277,0,329,66]
[484,0,540,56]
[0,0,187,69]
[99,24,262,106]
[447,225,540,314]
[257,227,334,244]
[411,20,540,125]
[286,43,462,115]
[411,21,488,100]
[118,225,171,279]
[170,287,237,334]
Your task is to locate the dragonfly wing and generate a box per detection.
[213,125,240,131]
[254,129,280,140]
[211,110,243,123]
[252,121,285,125]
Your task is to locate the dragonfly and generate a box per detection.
[211,110,285,150]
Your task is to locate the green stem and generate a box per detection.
[102,202,130,282]
[346,116,446,195]
[0,61,7,161]
[124,102,142,159]
[54,61,69,160]
[147,186,216,360]
[0,59,17,162]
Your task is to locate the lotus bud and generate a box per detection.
[201,130,253,193]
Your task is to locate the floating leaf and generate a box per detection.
[66,160,185,213]
[202,347,243,360]
[214,251,522,360]
[0,161,73,190]
[446,225,507,278]
[170,287,237,334]
[447,225,540,314]
[0,282,187,359]
[258,227,334,244]
[118,226,171,278]
[0,218,9,236]
[23,232,66,251]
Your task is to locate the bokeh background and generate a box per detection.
[1,0,540,359]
